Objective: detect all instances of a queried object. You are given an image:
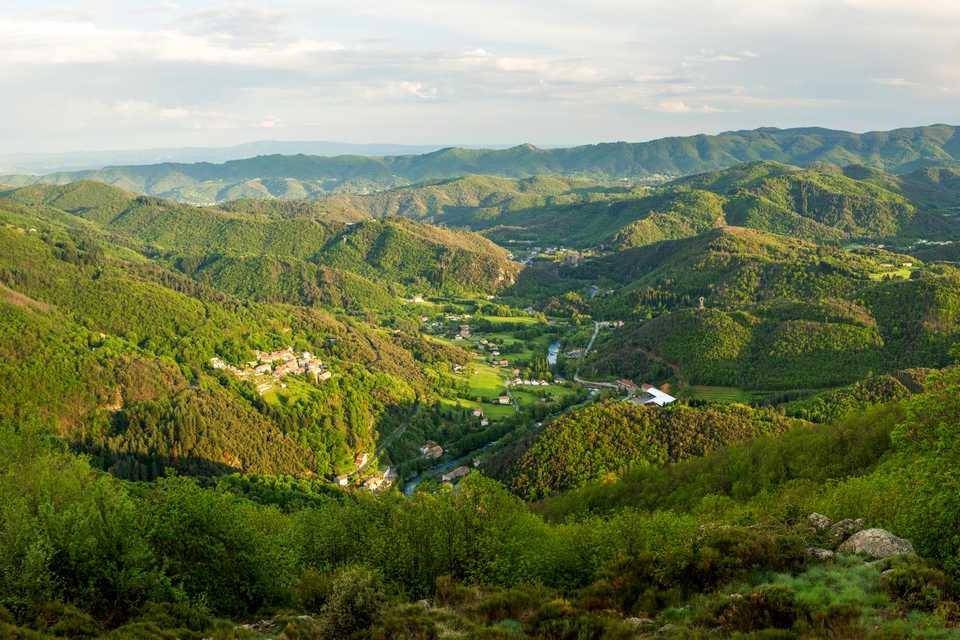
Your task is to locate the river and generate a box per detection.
[547,340,560,366]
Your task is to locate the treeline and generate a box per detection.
[584,274,960,389]
[507,400,802,499]
[7,368,960,637]
[0,212,493,479]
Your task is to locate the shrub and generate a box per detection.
[880,557,953,611]
[465,587,541,624]
[367,607,439,640]
[293,567,333,613]
[713,585,803,632]
[316,565,387,639]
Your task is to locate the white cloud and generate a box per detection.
[0,18,343,67]
[872,77,918,88]
[362,81,439,101]
[0,0,958,152]
[655,100,722,113]
[113,100,194,120]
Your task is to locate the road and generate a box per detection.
[347,401,419,480]
[573,320,618,388]
[403,333,599,496]
[584,321,600,358]
[573,320,683,388]
[401,390,596,496]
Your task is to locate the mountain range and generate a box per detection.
[3,124,958,204]
[0,140,463,175]
[9,123,960,639]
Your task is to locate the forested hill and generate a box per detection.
[319,161,960,249]
[0,181,519,298]
[3,124,958,202]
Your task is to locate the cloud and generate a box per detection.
[872,77,918,88]
[0,0,958,152]
[681,49,759,67]
[108,100,282,131]
[112,100,194,120]
[367,81,439,100]
[654,100,722,113]
[180,5,290,46]
[0,17,343,67]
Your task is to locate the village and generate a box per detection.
[209,302,677,496]
[209,346,332,395]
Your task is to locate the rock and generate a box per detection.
[838,528,915,559]
[625,617,656,628]
[804,546,835,561]
[239,619,280,634]
[808,512,833,531]
[826,518,864,545]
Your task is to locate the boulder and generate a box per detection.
[826,518,864,545]
[625,617,656,628]
[804,546,835,562]
[808,512,833,531]
[838,528,915,559]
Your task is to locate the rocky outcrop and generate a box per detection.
[838,528,915,559]
[808,512,832,531]
[826,518,865,545]
[804,547,835,561]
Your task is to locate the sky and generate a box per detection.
[1,0,959,153]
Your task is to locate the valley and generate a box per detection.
[5,126,960,639]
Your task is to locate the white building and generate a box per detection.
[636,384,677,407]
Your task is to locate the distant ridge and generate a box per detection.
[3,124,958,203]
[0,140,497,174]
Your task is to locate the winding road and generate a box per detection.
[573,321,617,388]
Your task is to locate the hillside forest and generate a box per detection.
[5,125,960,638]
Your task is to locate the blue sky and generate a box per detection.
[1,0,958,152]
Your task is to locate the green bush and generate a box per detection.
[713,585,802,632]
[316,565,387,639]
[880,557,953,611]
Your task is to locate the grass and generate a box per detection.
[440,397,515,420]
[869,267,916,281]
[260,376,317,407]
[468,362,510,401]
[512,385,579,409]
[480,331,548,363]
[479,315,540,325]
[685,386,763,403]
[435,361,516,422]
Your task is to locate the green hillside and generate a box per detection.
[569,227,960,389]
[506,399,802,499]
[9,146,960,639]
[10,362,960,638]
[4,124,959,204]
[0,182,519,297]
[313,161,960,250]
[0,212,476,481]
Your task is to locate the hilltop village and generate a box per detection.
[209,347,332,395]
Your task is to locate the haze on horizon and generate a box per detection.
[1,0,958,156]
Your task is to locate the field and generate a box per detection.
[434,360,517,422]
[481,330,548,362]
[480,314,540,325]
[512,384,579,409]
[258,376,319,407]
[440,396,515,420]
[868,266,916,281]
[467,362,511,401]
[684,385,764,403]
